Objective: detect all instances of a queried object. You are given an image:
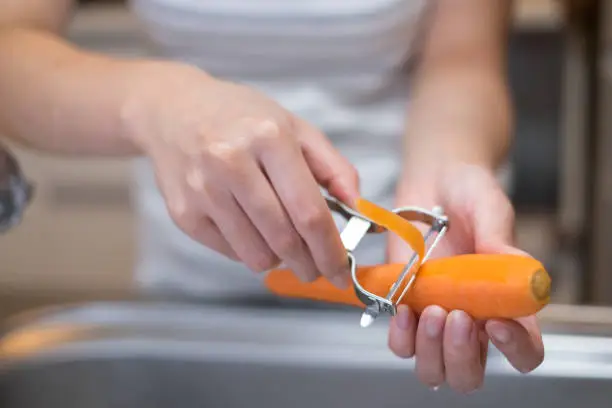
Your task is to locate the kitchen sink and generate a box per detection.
[1,300,612,408]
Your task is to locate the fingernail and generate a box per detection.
[489,323,512,344]
[269,260,282,270]
[330,274,349,289]
[425,307,445,338]
[449,310,472,346]
[395,306,412,331]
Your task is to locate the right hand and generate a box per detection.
[121,62,359,287]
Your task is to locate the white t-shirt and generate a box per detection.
[128,0,430,297]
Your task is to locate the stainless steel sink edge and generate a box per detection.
[1,301,612,381]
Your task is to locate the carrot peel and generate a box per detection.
[354,198,426,267]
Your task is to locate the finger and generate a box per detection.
[218,155,320,282]
[255,120,350,287]
[485,318,544,374]
[296,118,360,204]
[174,168,239,260]
[192,216,240,261]
[415,305,447,388]
[166,196,238,261]
[388,305,417,358]
[443,310,485,394]
[155,161,238,261]
[201,181,280,273]
[476,320,490,370]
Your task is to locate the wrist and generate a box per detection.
[118,60,215,156]
[403,68,513,174]
[396,161,499,208]
[403,131,505,173]
[118,60,171,155]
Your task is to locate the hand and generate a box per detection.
[121,62,359,287]
[385,163,544,393]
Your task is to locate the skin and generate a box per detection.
[0,0,359,288]
[0,0,544,394]
[387,0,544,393]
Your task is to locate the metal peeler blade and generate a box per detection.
[359,206,448,327]
[323,193,449,328]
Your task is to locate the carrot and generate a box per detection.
[263,197,551,319]
[264,254,551,319]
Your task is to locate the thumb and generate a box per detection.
[296,118,360,205]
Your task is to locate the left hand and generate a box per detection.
[385,163,544,394]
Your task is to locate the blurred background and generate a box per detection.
[1,0,607,317]
[3,1,612,407]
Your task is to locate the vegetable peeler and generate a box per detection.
[323,193,448,328]
[264,194,552,327]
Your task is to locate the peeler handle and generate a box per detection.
[264,253,551,320]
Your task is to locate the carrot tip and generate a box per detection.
[530,268,552,303]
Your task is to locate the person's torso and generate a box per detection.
[127,0,428,295]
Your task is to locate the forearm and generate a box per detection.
[401,0,513,189]
[403,61,512,172]
[0,26,146,155]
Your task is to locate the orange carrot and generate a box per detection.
[264,254,551,319]
[264,197,551,319]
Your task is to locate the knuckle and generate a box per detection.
[246,251,280,273]
[296,206,329,231]
[206,141,245,168]
[272,231,302,257]
[281,113,297,135]
[185,166,206,192]
[250,118,282,140]
[247,116,291,150]
[204,143,252,182]
[193,216,215,234]
[290,264,318,283]
[301,269,319,282]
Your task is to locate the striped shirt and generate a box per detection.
[127,0,429,297]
